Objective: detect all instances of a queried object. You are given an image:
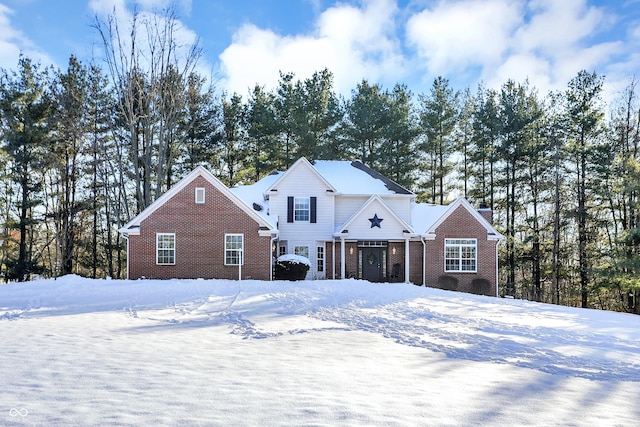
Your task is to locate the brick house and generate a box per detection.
[120,158,503,295]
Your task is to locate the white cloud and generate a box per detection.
[0,4,54,70]
[404,0,627,96]
[491,53,551,89]
[406,0,523,75]
[513,0,611,54]
[218,0,405,97]
[506,0,620,90]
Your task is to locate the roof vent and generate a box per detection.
[253,202,263,211]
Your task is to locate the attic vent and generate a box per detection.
[253,202,263,211]
[195,187,205,204]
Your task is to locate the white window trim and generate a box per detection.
[195,187,205,204]
[294,197,310,222]
[444,238,477,273]
[224,233,244,266]
[156,233,176,265]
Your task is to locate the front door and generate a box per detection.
[360,247,386,282]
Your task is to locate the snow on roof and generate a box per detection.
[230,160,414,224]
[312,160,412,195]
[410,203,449,234]
[229,172,282,227]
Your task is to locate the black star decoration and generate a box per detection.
[369,213,383,228]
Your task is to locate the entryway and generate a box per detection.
[358,241,387,282]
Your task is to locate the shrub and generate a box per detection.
[438,275,459,291]
[275,254,311,281]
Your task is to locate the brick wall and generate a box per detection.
[127,176,272,280]
[326,241,359,279]
[387,241,405,282]
[424,205,498,296]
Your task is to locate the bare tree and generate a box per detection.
[94,4,202,213]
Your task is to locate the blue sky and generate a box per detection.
[1,0,639,101]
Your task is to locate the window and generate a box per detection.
[317,246,324,272]
[195,187,205,204]
[225,234,244,265]
[294,197,310,222]
[279,246,287,257]
[156,233,175,265]
[445,239,477,272]
[287,196,316,223]
[294,246,309,259]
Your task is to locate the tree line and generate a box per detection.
[0,9,638,314]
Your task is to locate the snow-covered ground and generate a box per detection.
[1,276,639,426]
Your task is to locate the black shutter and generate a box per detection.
[287,197,294,223]
[310,197,317,223]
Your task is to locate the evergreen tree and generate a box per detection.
[418,76,459,204]
[342,80,393,168]
[565,70,607,308]
[0,57,52,281]
[497,80,541,297]
[244,85,279,182]
[379,84,418,189]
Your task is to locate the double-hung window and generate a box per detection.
[225,234,244,265]
[156,233,175,265]
[294,197,310,222]
[445,239,477,272]
[287,196,316,223]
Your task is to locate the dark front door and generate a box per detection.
[360,247,386,282]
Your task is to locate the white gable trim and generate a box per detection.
[119,166,277,236]
[423,197,503,241]
[265,157,337,195]
[335,195,416,238]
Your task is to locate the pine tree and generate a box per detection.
[0,57,52,280]
[418,76,459,204]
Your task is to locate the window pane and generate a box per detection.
[294,198,310,221]
[225,234,243,265]
[294,246,309,258]
[317,246,324,272]
[157,234,175,264]
[444,239,476,272]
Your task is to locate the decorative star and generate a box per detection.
[369,213,383,228]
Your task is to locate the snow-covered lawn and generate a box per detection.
[1,276,639,426]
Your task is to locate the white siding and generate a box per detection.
[335,196,369,227]
[344,199,409,240]
[270,162,335,243]
[382,197,412,223]
[335,195,412,229]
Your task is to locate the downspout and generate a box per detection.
[270,234,278,281]
[495,242,499,297]
[421,236,427,286]
[340,237,346,279]
[404,237,410,283]
[124,234,130,280]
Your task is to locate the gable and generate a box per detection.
[266,157,336,195]
[119,166,276,237]
[421,197,502,241]
[336,195,414,240]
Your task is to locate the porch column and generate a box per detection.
[340,237,346,279]
[404,237,410,283]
